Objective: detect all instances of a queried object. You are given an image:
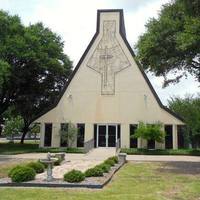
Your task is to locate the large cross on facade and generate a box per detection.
[99,46,113,88]
[87,20,130,95]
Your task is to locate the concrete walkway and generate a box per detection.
[0,147,116,162]
[35,148,116,179]
[127,155,200,162]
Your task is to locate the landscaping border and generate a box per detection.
[0,162,124,189]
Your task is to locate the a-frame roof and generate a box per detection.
[35,9,184,123]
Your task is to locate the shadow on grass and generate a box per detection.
[158,161,200,175]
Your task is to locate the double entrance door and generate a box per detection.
[97,124,118,147]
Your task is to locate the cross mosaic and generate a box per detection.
[87,20,131,95]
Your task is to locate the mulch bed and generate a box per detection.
[0,162,124,189]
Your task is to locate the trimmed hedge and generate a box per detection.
[120,148,200,156]
[10,166,36,183]
[27,162,45,173]
[109,156,118,163]
[38,160,48,168]
[104,159,115,167]
[85,166,104,177]
[8,165,23,178]
[96,163,111,173]
[64,170,85,183]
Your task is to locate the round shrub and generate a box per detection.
[109,156,118,163]
[27,162,45,173]
[64,170,85,183]
[10,166,36,183]
[8,165,23,178]
[104,159,115,167]
[38,160,48,168]
[96,163,111,173]
[85,166,104,177]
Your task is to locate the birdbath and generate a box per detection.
[40,152,57,182]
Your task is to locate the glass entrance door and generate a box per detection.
[108,125,116,147]
[97,124,117,147]
[98,125,106,147]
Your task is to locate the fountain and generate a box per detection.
[40,152,57,182]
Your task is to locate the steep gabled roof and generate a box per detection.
[34,9,184,123]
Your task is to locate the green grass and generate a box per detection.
[121,148,200,156]
[1,162,200,200]
[0,142,84,155]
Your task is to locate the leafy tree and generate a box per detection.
[60,122,78,147]
[2,116,23,143]
[136,0,200,86]
[168,94,200,148]
[133,122,165,144]
[0,10,72,143]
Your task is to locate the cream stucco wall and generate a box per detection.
[36,11,184,148]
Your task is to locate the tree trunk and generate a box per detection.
[0,112,5,136]
[20,124,30,144]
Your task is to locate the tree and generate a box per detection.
[168,94,200,148]
[133,122,165,144]
[59,122,78,148]
[2,116,23,143]
[136,0,200,87]
[0,10,72,143]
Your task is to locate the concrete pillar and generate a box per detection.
[121,124,129,148]
[155,125,165,149]
[137,138,142,148]
[173,124,178,149]
[39,123,45,147]
[51,123,60,147]
[155,141,165,149]
[84,123,93,142]
[141,139,147,149]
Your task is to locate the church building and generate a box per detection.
[35,9,185,150]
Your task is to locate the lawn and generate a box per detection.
[0,162,200,200]
[0,141,84,155]
[121,148,200,156]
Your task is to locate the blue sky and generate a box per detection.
[0,0,199,104]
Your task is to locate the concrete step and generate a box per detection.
[84,147,116,161]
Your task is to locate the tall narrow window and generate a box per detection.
[77,124,85,147]
[44,123,52,147]
[60,123,68,147]
[94,124,97,148]
[177,125,185,148]
[165,125,173,149]
[130,124,138,148]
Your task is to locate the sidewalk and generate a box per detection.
[127,155,200,162]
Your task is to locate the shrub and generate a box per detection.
[85,166,104,177]
[8,165,23,177]
[64,170,85,183]
[10,166,36,182]
[54,158,63,166]
[104,159,115,167]
[109,156,118,163]
[27,162,45,173]
[96,163,111,173]
[38,160,48,168]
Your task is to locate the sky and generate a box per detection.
[0,0,199,105]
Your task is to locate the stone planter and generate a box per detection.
[118,153,127,164]
[55,153,65,160]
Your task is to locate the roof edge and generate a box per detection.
[34,9,184,124]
